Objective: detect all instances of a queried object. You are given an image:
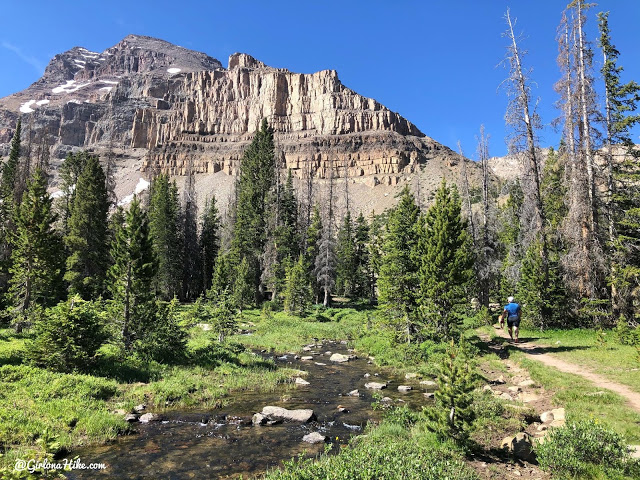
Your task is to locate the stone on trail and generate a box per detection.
[301,356,313,361]
[518,379,535,387]
[540,411,554,423]
[551,407,565,420]
[261,406,316,423]
[397,385,412,392]
[364,382,387,390]
[303,432,328,444]
[501,432,536,462]
[508,386,522,393]
[330,353,356,363]
[295,377,310,385]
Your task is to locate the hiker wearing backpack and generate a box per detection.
[502,296,521,343]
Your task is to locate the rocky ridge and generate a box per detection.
[0,34,474,213]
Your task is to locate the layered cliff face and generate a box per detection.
[0,35,469,212]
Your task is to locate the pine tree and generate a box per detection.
[353,212,373,299]
[58,151,92,235]
[199,196,220,293]
[263,169,299,302]
[29,296,108,372]
[368,210,386,295]
[148,174,182,300]
[108,196,156,352]
[209,252,231,301]
[8,168,63,320]
[180,171,201,301]
[417,180,474,340]
[378,186,420,343]
[232,257,253,312]
[284,254,312,315]
[231,118,277,301]
[336,211,357,296]
[425,341,477,445]
[496,182,523,300]
[64,154,110,299]
[598,11,640,320]
[0,120,21,297]
[305,205,322,302]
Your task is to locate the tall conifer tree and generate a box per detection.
[417,180,474,340]
[8,168,63,319]
[200,196,220,293]
[64,154,110,299]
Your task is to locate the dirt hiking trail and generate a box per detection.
[490,325,640,413]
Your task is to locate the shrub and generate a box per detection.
[536,418,640,478]
[134,299,188,363]
[28,297,108,373]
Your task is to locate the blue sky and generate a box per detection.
[1,0,638,158]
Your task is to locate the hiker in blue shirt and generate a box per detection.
[502,296,521,343]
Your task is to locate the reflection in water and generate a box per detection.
[68,341,433,479]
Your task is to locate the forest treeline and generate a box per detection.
[0,1,638,372]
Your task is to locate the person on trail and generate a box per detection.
[502,296,521,343]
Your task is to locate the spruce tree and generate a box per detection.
[181,180,201,301]
[148,174,182,300]
[336,211,357,296]
[368,210,386,295]
[64,154,110,299]
[8,168,63,320]
[109,196,156,352]
[0,120,21,298]
[231,118,276,301]
[305,205,322,302]
[598,11,640,320]
[58,151,92,234]
[232,257,253,311]
[284,254,312,315]
[209,252,231,301]
[199,196,220,293]
[263,169,299,302]
[417,180,474,340]
[378,187,420,343]
[353,212,373,299]
[425,341,477,445]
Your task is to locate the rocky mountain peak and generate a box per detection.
[228,53,267,70]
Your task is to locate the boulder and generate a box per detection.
[301,356,313,361]
[139,413,162,423]
[261,406,316,423]
[295,377,310,385]
[508,386,522,393]
[364,382,387,390]
[540,411,554,423]
[420,380,437,388]
[551,407,565,421]
[133,403,146,413]
[330,353,356,363]
[347,389,360,397]
[303,432,328,444]
[252,413,267,425]
[397,385,412,392]
[502,432,536,462]
[124,413,139,422]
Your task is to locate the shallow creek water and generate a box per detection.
[68,341,433,479]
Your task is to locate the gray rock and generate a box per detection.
[329,353,356,363]
[261,406,316,423]
[295,377,310,386]
[420,380,437,387]
[397,385,412,392]
[365,382,387,390]
[424,392,435,399]
[540,411,554,423]
[518,379,535,387]
[303,432,328,444]
[508,386,522,393]
[347,389,360,397]
[139,413,162,423]
[124,413,139,422]
[252,413,267,425]
[314,362,327,366]
[501,432,535,462]
[301,356,313,361]
[133,403,146,413]
[405,373,419,379]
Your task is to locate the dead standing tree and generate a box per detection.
[315,154,337,307]
[502,8,549,292]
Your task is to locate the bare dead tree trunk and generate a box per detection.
[504,9,549,287]
[477,126,492,307]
